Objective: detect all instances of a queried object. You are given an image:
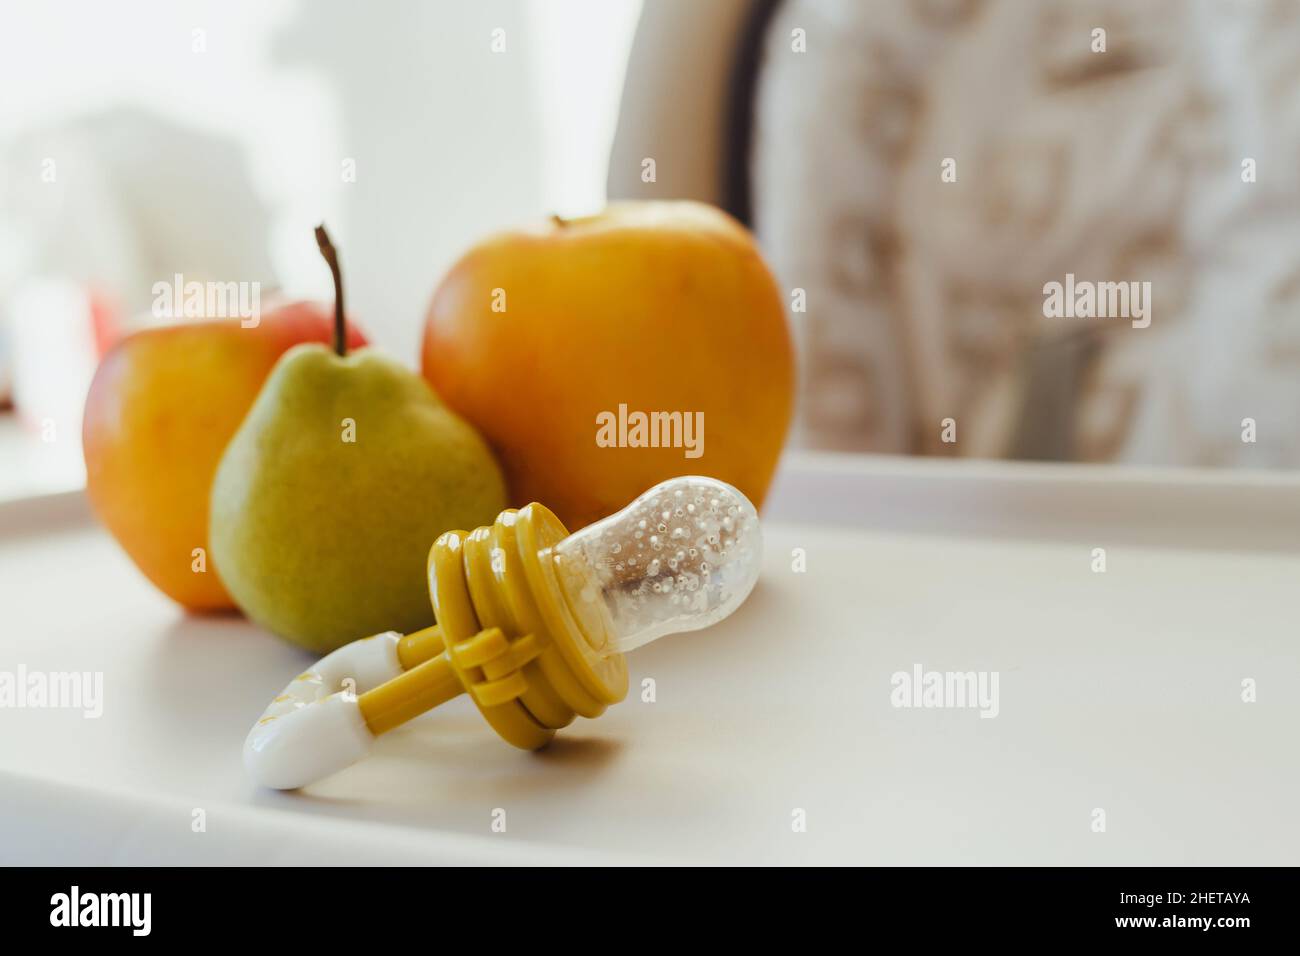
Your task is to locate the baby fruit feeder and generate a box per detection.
[245,476,763,789]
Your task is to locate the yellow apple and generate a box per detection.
[421,201,794,529]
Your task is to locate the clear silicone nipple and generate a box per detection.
[549,476,763,654]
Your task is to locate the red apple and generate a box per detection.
[82,302,366,610]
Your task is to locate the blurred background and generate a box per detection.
[4,0,1300,500]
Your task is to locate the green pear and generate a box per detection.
[209,227,506,652]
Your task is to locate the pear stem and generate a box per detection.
[314,224,346,357]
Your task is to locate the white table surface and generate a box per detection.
[2,453,1298,865]
[0,413,84,503]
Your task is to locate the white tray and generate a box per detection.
[2,452,1298,865]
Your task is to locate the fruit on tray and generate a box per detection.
[82,301,367,610]
[209,227,506,652]
[420,201,795,528]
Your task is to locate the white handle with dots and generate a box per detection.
[244,631,403,790]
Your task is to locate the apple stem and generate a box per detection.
[550,213,568,228]
[314,224,347,357]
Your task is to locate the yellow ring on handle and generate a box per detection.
[463,516,574,729]
[514,503,629,715]
[428,529,552,750]
[425,505,628,748]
